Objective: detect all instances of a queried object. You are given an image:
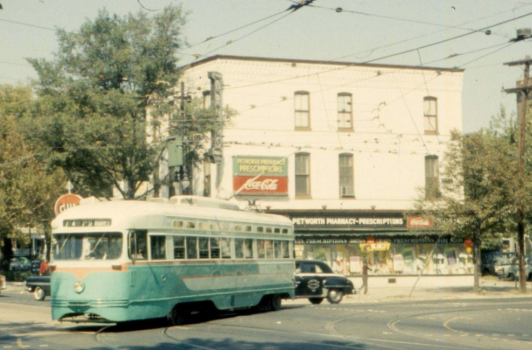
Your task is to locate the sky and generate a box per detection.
[1,0,532,133]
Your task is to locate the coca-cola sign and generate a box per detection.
[233,156,288,195]
[407,216,433,228]
[233,176,288,195]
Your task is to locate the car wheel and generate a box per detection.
[271,295,282,311]
[34,287,46,301]
[327,289,343,304]
[167,307,186,326]
[309,298,323,305]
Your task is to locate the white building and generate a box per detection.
[177,55,471,285]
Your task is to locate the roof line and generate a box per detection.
[184,54,464,73]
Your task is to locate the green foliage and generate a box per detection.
[3,270,34,282]
[28,6,188,199]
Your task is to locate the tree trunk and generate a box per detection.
[0,231,14,271]
[473,227,481,293]
[518,216,527,293]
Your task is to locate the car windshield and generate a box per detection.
[52,232,122,260]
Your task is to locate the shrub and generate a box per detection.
[5,270,34,282]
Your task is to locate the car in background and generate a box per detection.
[25,276,51,301]
[498,257,532,281]
[0,275,6,296]
[9,257,32,271]
[295,260,355,304]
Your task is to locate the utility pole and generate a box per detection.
[504,52,532,294]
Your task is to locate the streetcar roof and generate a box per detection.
[52,199,292,231]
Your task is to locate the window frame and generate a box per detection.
[337,92,353,131]
[294,91,311,131]
[339,153,355,198]
[425,155,440,199]
[424,96,438,135]
[295,153,311,198]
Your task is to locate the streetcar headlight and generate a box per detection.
[74,281,85,293]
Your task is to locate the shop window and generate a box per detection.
[295,153,311,198]
[424,96,438,135]
[425,155,440,198]
[150,236,166,260]
[339,153,354,197]
[294,91,310,130]
[337,93,353,130]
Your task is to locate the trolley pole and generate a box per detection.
[504,55,532,294]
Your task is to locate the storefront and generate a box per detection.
[272,211,473,277]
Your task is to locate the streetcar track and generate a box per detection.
[95,326,122,350]
[386,303,532,349]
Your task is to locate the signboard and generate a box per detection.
[407,216,433,228]
[291,215,405,228]
[233,156,288,195]
[54,194,82,216]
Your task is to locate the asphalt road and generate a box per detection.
[1,286,532,350]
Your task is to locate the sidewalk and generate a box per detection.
[286,277,532,305]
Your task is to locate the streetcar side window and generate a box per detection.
[265,240,274,258]
[199,237,209,259]
[245,225,252,233]
[282,228,289,234]
[274,241,282,259]
[210,238,220,259]
[274,228,281,234]
[187,237,198,259]
[282,241,290,259]
[220,238,232,259]
[258,240,265,259]
[235,238,244,259]
[244,239,253,259]
[129,230,147,260]
[174,237,185,259]
[199,222,209,230]
[150,236,166,260]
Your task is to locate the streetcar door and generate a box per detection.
[295,261,324,297]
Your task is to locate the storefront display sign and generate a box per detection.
[407,216,433,228]
[233,156,288,195]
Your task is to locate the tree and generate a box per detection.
[412,113,520,292]
[0,112,64,270]
[28,6,189,199]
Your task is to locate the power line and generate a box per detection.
[362,10,532,64]
[181,9,289,52]
[197,11,294,59]
[422,42,510,66]
[0,18,55,32]
[458,42,516,68]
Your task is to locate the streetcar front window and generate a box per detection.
[53,232,122,260]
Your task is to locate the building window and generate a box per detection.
[337,93,353,130]
[294,91,310,130]
[339,154,354,197]
[203,90,211,109]
[295,153,311,197]
[424,96,438,135]
[425,155,440,198]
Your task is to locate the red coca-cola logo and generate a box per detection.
[233,176,288,195]
[244,178,279,191]
[407,216,433,228]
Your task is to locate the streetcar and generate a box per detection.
[49,196,295,324]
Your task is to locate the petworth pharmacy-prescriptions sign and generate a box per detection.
[233,156,288,195]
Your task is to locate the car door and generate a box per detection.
[295,262,324,297]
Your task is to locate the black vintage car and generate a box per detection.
[25,276,51,301]
[295,260,355,304]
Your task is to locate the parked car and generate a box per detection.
[295,260,355,304]
[9,257,32,271]
[498,257,532,281]
[0,275,6,296]
[25,276,51,301]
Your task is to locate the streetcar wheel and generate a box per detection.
[327,289,343,304]
[167,307,186,326]
[309,298,323,305]
[34,287,46,301]
[271,295,282,311]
